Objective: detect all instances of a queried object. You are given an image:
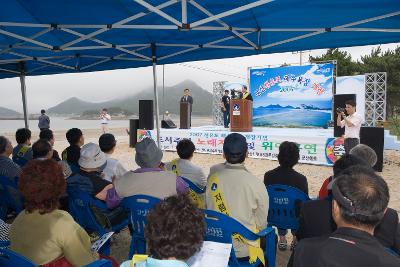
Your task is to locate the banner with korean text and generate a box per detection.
[138,129,345,166]
[250,63,334,128]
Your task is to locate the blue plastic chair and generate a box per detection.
[204,209,276,267]
[0,241,10,248]
[67,189,128,254]
[0,248,112,267]
[0,176,24,220]
[180,177,205,208]
[12,156,28,168]
[0,248,36,267]
[266,184,310,231]
[121,194,161,259]
[68,164,80,174]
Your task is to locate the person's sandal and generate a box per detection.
[278,239,287,251]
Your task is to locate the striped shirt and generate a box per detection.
[0,155,22,178]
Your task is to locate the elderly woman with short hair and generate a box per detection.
[9,159,117,267]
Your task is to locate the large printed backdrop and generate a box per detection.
[250,63,333,128]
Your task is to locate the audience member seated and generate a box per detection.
[62,128,84,166]
[67,142,126,228]
[0,218,10,242]
[67,142,113,200]
[318,154,369,199]
[39,129,61,161]
[350,143,378,167]
[264,141,308,251]
[206,133,268,263]
[296,157,400,254]
[290,166,400,266]
[32,139,54,160]
[9,159,110,266]
[121,194,205,267]
[99,133,127,182]
[115,138,187,199]
[0,136,21,179]
[165,139,207,188]
[12,128,33,165]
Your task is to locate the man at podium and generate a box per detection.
[180,88,193,127]
[239,85,253,101]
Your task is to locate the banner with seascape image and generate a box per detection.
[250,63,334,128]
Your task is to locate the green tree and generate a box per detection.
[309,48,361,76]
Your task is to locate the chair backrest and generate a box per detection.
[12,157,28,168]
[180,177,205,209]
[67,189,108,235]
[0,176,24,220]
[0,248,36,267]
[69,164,80,174]
[266,184,310,230]
[121,195,161,258]
[204,209,276,267]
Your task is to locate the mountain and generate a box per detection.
[0,107,21,118]
[48,80,213,116]
[48,97,102,114]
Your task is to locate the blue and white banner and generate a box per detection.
[250,63,334,128]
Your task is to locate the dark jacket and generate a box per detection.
[290,227,400,267]
[296,198,400,253]
[264,166,308,195]
[180,95,193,112]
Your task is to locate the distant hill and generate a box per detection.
[48,97,101,115]
[0,107,21,118]
[48,80,213,116]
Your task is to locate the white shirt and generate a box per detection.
[100,114,111,124]
[340,112,363,139]
[102,155,127,182]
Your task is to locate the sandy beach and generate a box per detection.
[2,122,399,266]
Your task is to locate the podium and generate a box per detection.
[230,99,253,132]
[180,102,191,129]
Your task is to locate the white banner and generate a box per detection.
[138,129,345,166]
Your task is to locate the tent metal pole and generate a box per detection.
[19,74,29,129]
[152,44,161,147]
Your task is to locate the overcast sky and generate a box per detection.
[1,42,398,113]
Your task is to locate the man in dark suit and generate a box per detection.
[180,88,193,127]
[239,85,253,101]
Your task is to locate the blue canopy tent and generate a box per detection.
[0,0,399,145]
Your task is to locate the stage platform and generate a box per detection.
[138,126,342,166]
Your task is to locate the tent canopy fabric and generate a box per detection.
[0,0,399,78]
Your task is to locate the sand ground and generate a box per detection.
[3,120,399,266]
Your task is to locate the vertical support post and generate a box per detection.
[152,44,161,147]
[19,74,29,129]
[162,65,165,120]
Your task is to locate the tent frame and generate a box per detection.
[0,1,398,144]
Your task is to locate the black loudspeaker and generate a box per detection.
[360,127,384,172]
[139,100,154,130]
[129,119,139,148]
[333,94,356,137]
[162,119,177,129]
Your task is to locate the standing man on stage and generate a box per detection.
[240,85,253,101]
[38,109,50,131]
[221,89,230,128]
[337,100,363,154]
[180,88,193,126]
[100,108,111,134]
